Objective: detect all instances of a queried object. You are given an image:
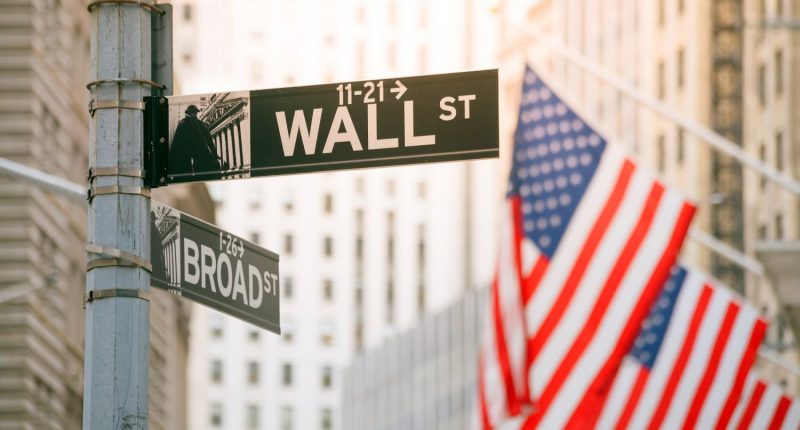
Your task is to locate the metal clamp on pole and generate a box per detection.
[84,289,151,308]
[88,99,145,116]
[87,167,146,181]
[87,0,165,15]
[86,78,166,91]
[87,185,151,202]
[85,243,153,273]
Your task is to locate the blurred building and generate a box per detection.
[0,1,210,428]
[497,0,798,388]
[172,0,500,429]
[342,288,484,430]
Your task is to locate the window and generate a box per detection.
[321,320,335,346]
[324,193,333,214]
[388,0,397,25]
[657,61,666,99]
[284,201,294,213]
[284,234,293,255]
[283,277,293,299]
[418,284,426,314]
[321,365,333,389]
[282,363,293,386]
[386,281,395,323]
[248,329,259,342]
[387,179,395,195]
[759,64,766,105]
[247,404,259,429]
[658,0,665,26]
[211,360,223,383]
[388,42,396,69]
[419,45,427,73]
[355,287,363,306]
[281,406,294,430]
[354,322,364,351]
[321,408,333,430]
[250,232,260,244]
[776,131,784,171]
[777,0,784,16]
[759,224,768,240]
[776,213,784,239]
[323,279,334,301]
[355,237,363,258]
[210,314,223,338]
[676,128,685,164]
[775,50,783,95]
[678,0,684,14]
[759,143,768,188]
[210,403,223,427]
[282,319,294,343]
[418,182,426,199]
[247,361,259,384]
[355,176,365,193]
[657,134,666,172]
[323,236,333,257]
[183,4,192,21]
[676,48,684,89]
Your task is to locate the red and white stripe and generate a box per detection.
[517,146,696,429]
[595,269,768,430]
[479,198,535,427]
[727,373,800,430]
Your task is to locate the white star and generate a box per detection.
[580,153,593,166]
[543,104,555,118]
[571,119,584,132]
[563,138,575,151]
[525,72,537,85]
[549,140,562,154]
[540,163,552,175]
[546,122,558,136]
[589,133,601,147]
[546,197,558,209]
[539,88,552,101]
[566,155,578,168]
[550,215,561,227]
[539,235,551,247]
[543,179,555,192]
[529,165,539,177]
[559,193,572,206]
[556,176,568,188]
[517,168,528,179]
[537,144,549,157]
[559,120,571,134]
[537,218,548,229]
[531,108,542,121]
[570,172,582,185]
[553,158,565,171]
[534,200,545,212]
[531,183,543,195]
[555,103,567,116]
[520,185,530,196]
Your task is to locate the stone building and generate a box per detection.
[0,0,212,428]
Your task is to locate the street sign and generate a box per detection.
[150,201,280,334]
[146,69,498,186]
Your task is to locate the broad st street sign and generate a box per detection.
[145,69,498,186]
[150,201,280,334]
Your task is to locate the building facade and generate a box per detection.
[497,0,799,389]
[174,0,500,429]
[0,1,210,428]
[342,288,484,430]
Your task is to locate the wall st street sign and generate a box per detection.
[145,69,498,186]
[150,201,280,334]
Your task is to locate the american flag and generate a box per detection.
[728,372,800,429]
[478,65,696,429]
[595,265,768,429]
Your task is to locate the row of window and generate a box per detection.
[210,314,334,346]
[209,360,334,388]
[209,403,332,430]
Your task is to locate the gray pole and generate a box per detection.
[84,1,152,428]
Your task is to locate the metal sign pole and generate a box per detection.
[84,1,156,428]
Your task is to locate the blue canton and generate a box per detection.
[509,66,607,258]
[629,265,688,369]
